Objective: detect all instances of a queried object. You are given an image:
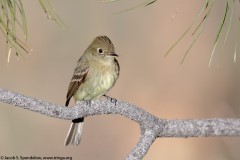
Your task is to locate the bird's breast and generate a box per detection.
[74,62,118,101]
[89,64,117,89]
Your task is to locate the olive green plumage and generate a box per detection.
[65,36,120,146]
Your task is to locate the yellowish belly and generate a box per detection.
[74,69,117,101]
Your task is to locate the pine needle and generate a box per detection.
[209,1,229,67]
[165,0,210,57]
[223,0,234,44]
[0,0,63,62]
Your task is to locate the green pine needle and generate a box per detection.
[209,1,229,67]
[164,0,238,65]
[38,0,65,29]
[223,0,234,44]
[0,0,64,63]
[104,0,157,14]
[165,0,211,58]
[181,1,214,63]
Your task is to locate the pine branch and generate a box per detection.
[0,88,240,160]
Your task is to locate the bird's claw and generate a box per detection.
[104,95,117,105]
[83,100,91,106]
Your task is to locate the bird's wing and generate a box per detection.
[65,59,89,106]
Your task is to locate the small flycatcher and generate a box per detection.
[64,36,120,146]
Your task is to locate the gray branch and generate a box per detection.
[0,88,240,160]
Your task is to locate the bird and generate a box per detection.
[64,35,120,146]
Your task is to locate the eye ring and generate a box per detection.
[97,48,103,54]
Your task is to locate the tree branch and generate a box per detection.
[0,88,240,160]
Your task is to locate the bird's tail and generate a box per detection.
[64,118,84,146]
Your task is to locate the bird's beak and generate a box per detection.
[108,52,119,57]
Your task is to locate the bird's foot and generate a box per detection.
[103,95,117,105]
[83,100,91,106]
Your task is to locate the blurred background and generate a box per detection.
[1,0,240,159]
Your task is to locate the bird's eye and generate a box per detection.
[97,48,103,54]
